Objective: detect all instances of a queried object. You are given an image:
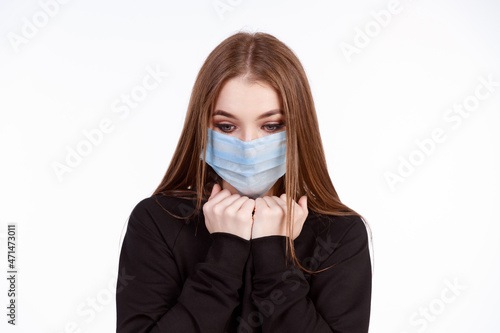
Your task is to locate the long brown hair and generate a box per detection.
[152,30,373,275]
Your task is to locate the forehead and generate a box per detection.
[214,76,281,117]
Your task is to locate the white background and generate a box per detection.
[1,0,499,332]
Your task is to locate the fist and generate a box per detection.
[251,193,308,240]
[202,183,255,240]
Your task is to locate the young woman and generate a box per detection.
[116,31,373,333]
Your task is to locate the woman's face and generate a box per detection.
[210,75,286,196]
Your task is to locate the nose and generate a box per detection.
[240,128,260,142]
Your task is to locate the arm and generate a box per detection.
[250,216,372,332]
[116,201,251,333]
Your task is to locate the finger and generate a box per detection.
[292,196,308,221]
[217,193,246,211]
[264,196,282,211]
[255,197,267,210]
[209,186,234,205]
[298,195,308,211]
[240,198,256,215]
[276,195,293,213]
[271,195,286,209]
[226,195,252,213]
[208,183,218,200]
[293,195,307,217]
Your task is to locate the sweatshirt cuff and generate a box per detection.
[205,232,251,276]
[251,235,289,275]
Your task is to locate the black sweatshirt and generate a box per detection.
[116,194,372,332]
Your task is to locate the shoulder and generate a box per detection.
[306,211,368,242]
[130,194,199,220]
[127,194,200,247]
[301,211,370,262]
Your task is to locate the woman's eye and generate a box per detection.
[215,122,285,133]
[263,123,285,132]
[215,124,235,132]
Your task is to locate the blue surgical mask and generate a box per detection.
[200,127,286,199]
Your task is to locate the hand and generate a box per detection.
[251,193,308,240]
[202,183,255,240]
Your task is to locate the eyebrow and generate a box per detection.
[213,109,283,120]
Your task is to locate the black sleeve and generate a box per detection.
[116,201,251,332]
[250,216,372,332]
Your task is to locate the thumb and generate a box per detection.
[298,195,308,211]
[209,183,220,200]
